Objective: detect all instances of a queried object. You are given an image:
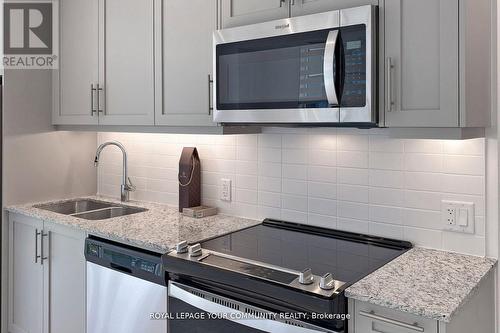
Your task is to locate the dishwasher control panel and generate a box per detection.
[85,236,166,286]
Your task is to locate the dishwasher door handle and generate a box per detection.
[110,262,132,274]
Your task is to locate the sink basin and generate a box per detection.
[72,206,147,220]
[35,199,148,220]
[35,199,113,215]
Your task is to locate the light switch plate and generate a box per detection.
[441,200,475,234]
[220,178,232,202]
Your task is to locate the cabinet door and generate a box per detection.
[98,0,155,125]
[42,222,86,333]
[290,0,378,17]
[220,0,290,28]
[354,301,438,333]
[156,0,217,126]
[53,0,99,125]
[8,214,44,333]
[384,0,459,127]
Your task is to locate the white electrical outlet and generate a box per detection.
[220,178,232,202]
[441,200,475,234]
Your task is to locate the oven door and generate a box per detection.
[168,282,341,333]
[213,11,341,124]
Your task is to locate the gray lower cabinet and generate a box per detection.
[156,0,217,126]
[351,271,495,333]
[219,0,289,29]
[8,213,86,333]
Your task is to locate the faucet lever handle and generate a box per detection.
[127,177,137,192]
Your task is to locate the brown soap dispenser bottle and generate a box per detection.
[178,147,201,212]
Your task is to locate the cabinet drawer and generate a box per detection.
[354,301,438,333]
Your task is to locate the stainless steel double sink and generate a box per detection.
[35,199,147,220]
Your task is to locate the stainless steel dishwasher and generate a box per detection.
[85,237,168,333]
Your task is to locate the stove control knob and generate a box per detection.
[319,273,335,290]
[298,268,314,285]
[176,241,188,254]
[189,243,202,258]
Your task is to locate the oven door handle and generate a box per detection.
[323,30,339,106]
[169,282,340,333]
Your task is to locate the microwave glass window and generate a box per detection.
[340,24,367,108]
[216,29,336,110]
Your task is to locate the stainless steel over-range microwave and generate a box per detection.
[213,5,377,126]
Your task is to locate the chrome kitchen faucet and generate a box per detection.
[94,141,136,202]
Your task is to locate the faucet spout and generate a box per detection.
[94,141,134,202]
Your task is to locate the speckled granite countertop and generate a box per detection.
[6,196,260,253]
[345,247,497,322]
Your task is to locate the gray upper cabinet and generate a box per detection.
[384,0,492,128]
[220,0,289,29]
[156,0,217,126]
[53,0,155,126]
[98,0,155,126]
[53,0,99,125]
[290,0,378,17]
[384,0,459,127]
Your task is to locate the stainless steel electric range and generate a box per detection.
[163,219,412,333]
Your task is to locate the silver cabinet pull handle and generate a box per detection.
[208,74,214,115]
[386,57,395,112]
[35,229,41,263]
[97,84,104,114]
[323,30,339,106]
[91,84,97,116]
[359,311,424,332]
[40,232,49,265]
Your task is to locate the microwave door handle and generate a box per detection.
[323,30,339,106]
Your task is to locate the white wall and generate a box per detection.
[97,129,487,256]
[1,70,97,333]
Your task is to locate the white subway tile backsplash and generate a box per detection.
[338,168,369,185]
[441,174,484,195]
[309,150,336,166]
[258,176,281,193]
[98,132,486,255]
[307,166,337,183]
[281,194,308,212]
[258,191,281,208]
[338,184,369,203]
[308,182,337,200]
[404,154,443,173]
[338,201,369,220]
[442,155,484,175]
[282,179,307,195]
[282,164,308,180]
[369,152,403,170]
[308,197,337,216]
[337,151,369,168]
[235,174,258,190]
[369,170,403,189]
[283,149,308,164]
